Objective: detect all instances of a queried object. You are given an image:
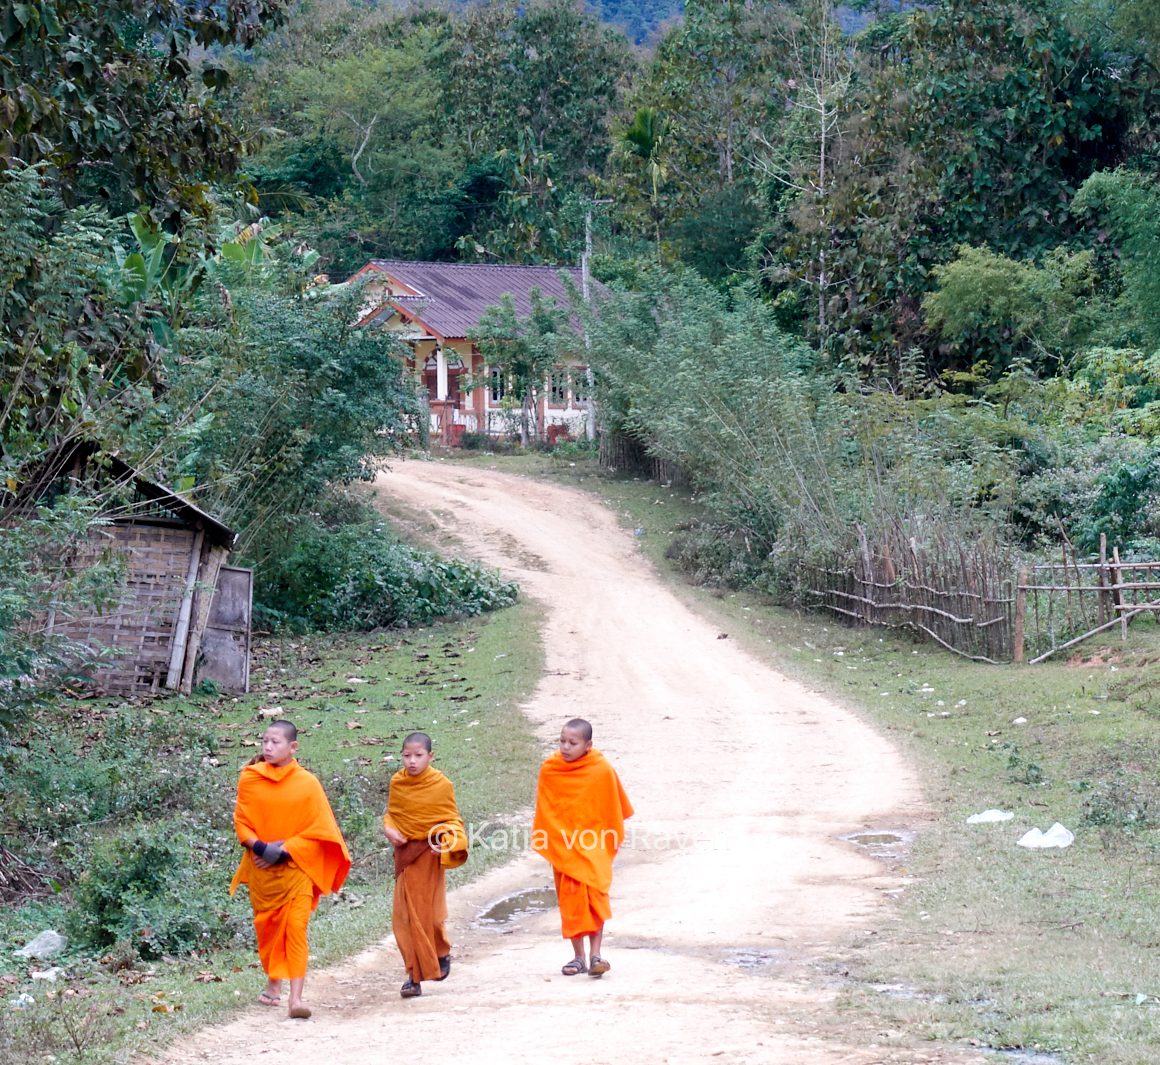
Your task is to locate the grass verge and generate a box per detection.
[446,446,1160,1065]
[0,598,543,1065]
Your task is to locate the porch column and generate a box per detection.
[436,346,448,400]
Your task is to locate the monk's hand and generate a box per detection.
[263,841,286,865]
[383,825,407,847]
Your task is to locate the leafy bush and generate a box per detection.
[1,708,222,839]
[255,516,518,632]
[67,818,244,957]
[664,520,767,589]
[459,431,489,451]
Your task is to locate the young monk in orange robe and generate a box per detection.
[533,717,633,977]
[230,719,351,1020]
[382,731,468,999]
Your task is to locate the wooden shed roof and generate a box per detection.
[5,442,237,549]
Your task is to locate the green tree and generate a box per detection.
[1072,169,1160,350]
[160,273,418,561]
[922,244,1101,377]
[445,0,630,180]
[1,0,289,225]
[470,289,579,445]
[0,165,153,471]
[765,0,1158,378]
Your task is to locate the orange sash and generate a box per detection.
[383,766,468,870]
[230,759,351,909]
[532,749,633,893]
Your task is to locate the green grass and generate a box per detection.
[445,447,1160,1064]
[0,599,543,1064]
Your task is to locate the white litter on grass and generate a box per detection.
[1017,823,1075,849]
[966,809,1014,824]
[30,968,62,983]
[14,931,65,959]
[1012,716,1028,724]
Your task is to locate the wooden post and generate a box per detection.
[165,528,204,690]
[1063,542,1073,633]
[1013,568,1028,663]
[180,544,228,694]
[858,525,874,625]
[1098,533,1108,625]
[1113,546,1127,641]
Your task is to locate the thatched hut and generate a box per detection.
[6,443,251,696]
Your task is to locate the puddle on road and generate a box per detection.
[841,829,914,857]
[476,887,555,927]
[986,1051,1067,1065]
[724,948,785,971]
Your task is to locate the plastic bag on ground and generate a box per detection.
[14,930,65,959]
[1016,822,1074,849]
[966,809,1014,824]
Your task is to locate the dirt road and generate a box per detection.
[160,460,984,1065]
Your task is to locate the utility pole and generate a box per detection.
[581,200,611,442]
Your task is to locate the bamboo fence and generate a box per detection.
[800,524,1015,663]
[598,429,686,487]
[1014,535,1160,663]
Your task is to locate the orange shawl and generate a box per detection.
[230,759,351,907]
[532,749,633,893]
[383,766,469,870]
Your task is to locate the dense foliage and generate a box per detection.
[255,509,519,632]
[0,0,291,225]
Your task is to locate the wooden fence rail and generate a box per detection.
[802,531,1160,664]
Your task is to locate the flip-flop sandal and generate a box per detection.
[436,955,451,981]
[289,1006,311,1020]
[257,992,281,1007]
[561,957,587,976]
[588,956,611,977]
[400,979,422,998]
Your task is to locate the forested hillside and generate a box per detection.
[226,0,1160,589]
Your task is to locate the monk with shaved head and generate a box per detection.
[230,720,351,1019]
[533,718,633,977]
[383,731,468,999]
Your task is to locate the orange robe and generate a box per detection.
[383,766,468,982]
[230,759,351,980]
[532,749,633,939]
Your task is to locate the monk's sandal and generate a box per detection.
[561,957,587,976]
[588,956,610,977]
[400,979,421,998]
[436,955,451,981]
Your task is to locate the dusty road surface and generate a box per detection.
[159,459,985,1065]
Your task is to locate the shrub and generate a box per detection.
[254,516,518,632]
[664,520,767,589]
[67,817,244,957]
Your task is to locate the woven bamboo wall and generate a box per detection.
[52,523,197,694]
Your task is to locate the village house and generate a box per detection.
[350,260,598,445]
[5,443,252,696]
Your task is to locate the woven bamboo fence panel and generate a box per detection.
[50,524,196,694]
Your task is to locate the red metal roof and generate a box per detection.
[360,260,601,340]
